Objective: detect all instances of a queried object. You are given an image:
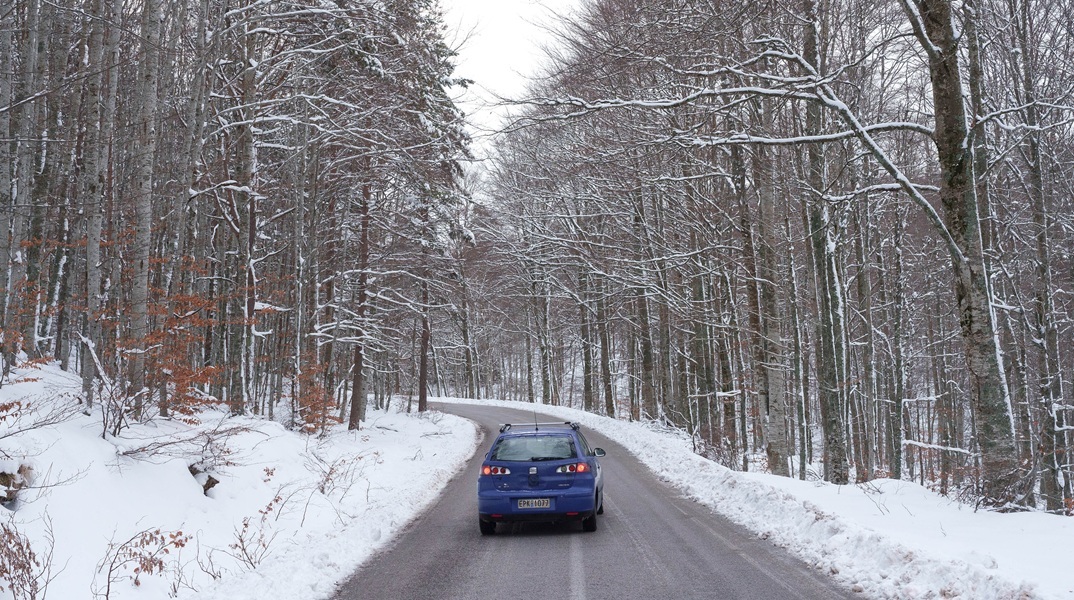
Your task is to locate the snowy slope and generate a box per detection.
[0,364,479,600]
[2,364,1071,599]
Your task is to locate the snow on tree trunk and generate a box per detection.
[908,0,1020,504]
[129,0,162,417]
[0,0,12,381]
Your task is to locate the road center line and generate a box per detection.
[569,527,587,600]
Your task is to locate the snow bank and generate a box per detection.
[0,364,479,600]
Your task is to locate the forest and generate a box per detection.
[2,0,1072,512]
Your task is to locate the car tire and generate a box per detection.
[582,512,597,533]
[597,492,604,515]
[479,518,496,536]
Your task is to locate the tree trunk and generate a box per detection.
[21,0,58,360]
[129,0,162,417]
[579,270,595,412]
[737,147,767,459]
[7,0,42,369]
[322,190,338,409]
[0,0,12,380]
[635,286,656,419]
[348,176,372,429]
[233,20,259,417]
[909,0,1020,503]
[418,281,431,413]
[690,243,716,444]
[890,211,908,479]
[854,200,877,481]
[756,146,790,476]
[535,280,554,405]
[804,0,849,484]
[630,197,657,420]
[786,227,810,479]
[526,318,535,404]
[459,271,478,399]
[596,274,615,417]
[78,0,117,407]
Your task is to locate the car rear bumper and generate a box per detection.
[478,489,597,522]
[479,508,595,523]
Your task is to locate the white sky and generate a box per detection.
[440,0,582,157]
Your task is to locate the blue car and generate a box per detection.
[478,421,605,534]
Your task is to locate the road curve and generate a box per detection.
[332,403,855,600]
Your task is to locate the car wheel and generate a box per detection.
[582,512,597,533]
[479,518,496,536]
[597,492,604,515]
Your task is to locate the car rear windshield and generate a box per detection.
[491,435,575,461]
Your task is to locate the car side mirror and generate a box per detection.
[593,448,606,457]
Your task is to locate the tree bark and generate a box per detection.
[233,19,258,417]
[129,0,163,417]
[755,145,790,476]
[459,270,478,399]
[0,0,12,379]
[21,0,59,360]
[418,281,431,413]
[804,0,849,484]
[853,200,877,481]
[907,0,1020,503]
[889,212,908,480]
[738,147,767,458]
[7,0,42,369]
[596,274,616,417]
[78,0,117,407]
[579,270,595,412]
[348,176,372,429]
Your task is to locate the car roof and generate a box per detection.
[497,422,581,435]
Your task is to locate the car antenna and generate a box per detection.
[533,410,539,431]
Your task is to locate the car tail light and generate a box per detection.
[482,465,511,476]
[556,463,589,473]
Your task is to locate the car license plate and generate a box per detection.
[518,498,550,509]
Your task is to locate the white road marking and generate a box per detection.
[569,527,587,600]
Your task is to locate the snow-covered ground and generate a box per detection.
[0,364,479,600]
[2,364,1070,599]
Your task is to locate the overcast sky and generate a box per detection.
[440,0,581,156]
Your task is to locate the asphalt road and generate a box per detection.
[333,403,856,600]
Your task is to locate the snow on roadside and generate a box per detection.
[437,397,1070,600]
[0,363,479,600]
[4,360,1070,600]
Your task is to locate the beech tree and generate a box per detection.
[0,0,468,432]
[460,0,1074,507]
